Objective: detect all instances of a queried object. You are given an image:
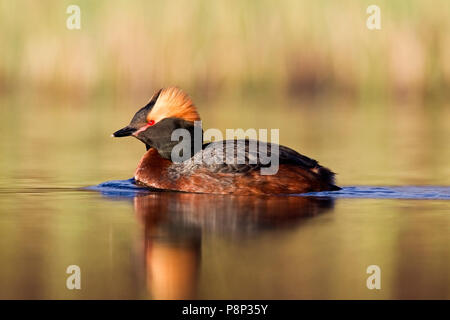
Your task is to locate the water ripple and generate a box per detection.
[302,186,450,200]
[86,179,450,200]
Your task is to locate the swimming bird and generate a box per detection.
[113,87,340,195]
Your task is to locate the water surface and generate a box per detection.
[0,95,449,299]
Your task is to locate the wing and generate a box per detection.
[170,139,319,175]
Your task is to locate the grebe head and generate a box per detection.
[113,87,201,158]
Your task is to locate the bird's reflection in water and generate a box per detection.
[131,193,334,299]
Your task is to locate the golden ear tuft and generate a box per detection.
[147,87,200,123]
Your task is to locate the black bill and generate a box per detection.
[113,126,136,137]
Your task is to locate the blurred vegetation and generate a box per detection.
[1,0,450,101]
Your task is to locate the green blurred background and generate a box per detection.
[1,0,450,99]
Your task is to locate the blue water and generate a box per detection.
[87,178,450,200]
[304,186,450,200]
[86,178,154,197]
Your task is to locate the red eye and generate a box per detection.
[147,120,155,126]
